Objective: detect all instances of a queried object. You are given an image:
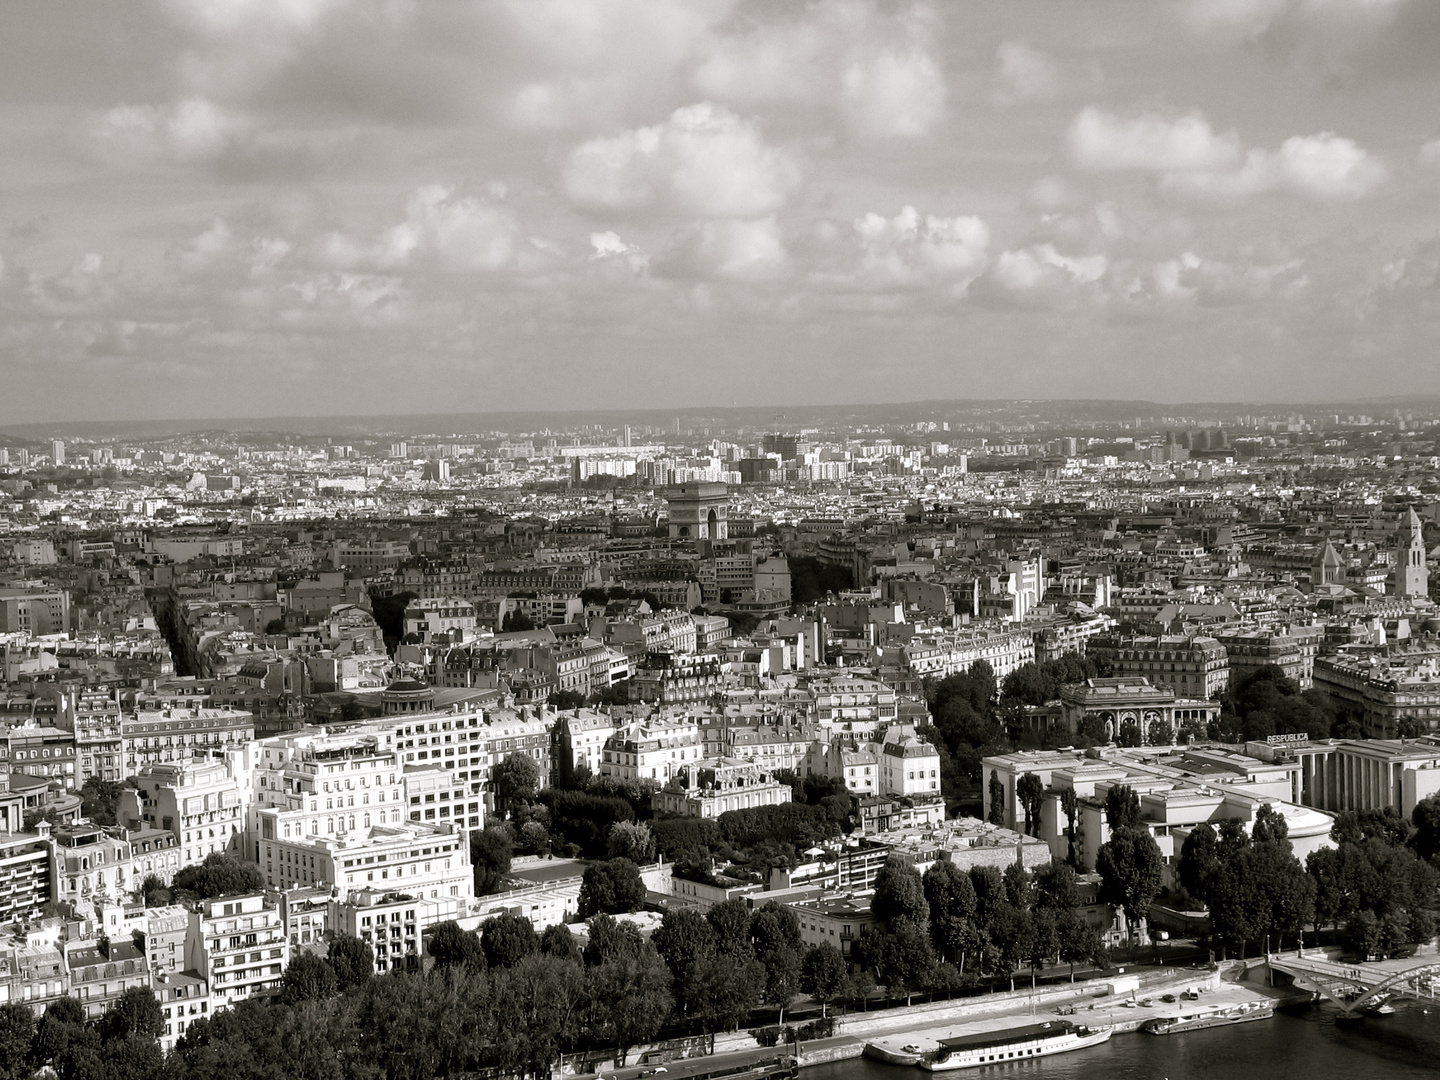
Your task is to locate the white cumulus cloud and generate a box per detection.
[1067,107,1242,173]
[841,48,947,138]
[655,217,790,282]
[562,103,800,218]
[315,186,520,273]
[1163,132,1388,200]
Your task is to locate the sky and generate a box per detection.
[3,0,1440,422]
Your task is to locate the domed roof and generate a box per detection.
[385,679,431,694]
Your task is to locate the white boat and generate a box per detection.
[915,1021,1113,1071]
[1142,999,1275,1035]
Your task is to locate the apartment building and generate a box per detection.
[121,706,255,773]
[1092,634,1229,699]
[329,888,466,974]
[251,731,405,861]
[185,892,288,1009]
[67,938,150,1021]
[404,764,482,832]
[550,709,616,786]
[258,821,470,902]
[601,720,704,782]
[0,831,52,924]
[121,758,246,866]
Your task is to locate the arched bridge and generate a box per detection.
[1267,953,1440,1014]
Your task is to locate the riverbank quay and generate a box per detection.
[583,964,1258,1080]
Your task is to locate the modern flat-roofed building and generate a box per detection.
[789,892,875,960]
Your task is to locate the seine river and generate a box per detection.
[807,1000,1440,1080]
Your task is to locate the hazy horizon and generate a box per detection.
[4,393,1437,442]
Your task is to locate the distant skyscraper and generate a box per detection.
[50,439,64,465]
[623,425,632,448]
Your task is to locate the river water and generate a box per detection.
[807,1000,1440,1080]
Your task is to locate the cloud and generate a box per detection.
[561,103,801,218]
[315,186,521,273]
[841,48,947,138]
[992,41,1062,106]
[986,243,1108,304]
[89,96,351,180]
[1143,250,1307,305]
[1421,138,1440,166]
[1163,132,1388,200]
[1068,107,1242,172]
[692,0,947,137]
[1068,108,1385,201]
[805,206,989,296]
[92,98,246,165]
[1180,0,1440,82]
[654,217,790,282]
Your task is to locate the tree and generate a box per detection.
[264,617,288,635]
[1178,822,1220,901]
[494,752,541,811]
[606,820,656,864]
[139,873,170,907]
[99,987,163,1043]
[1344,910,1381,960]
[482,911,539,968]
[428,920,486,971]
[1026,910,1059,988]
[540,923,582,962]
[1003,860,1034,909]
[502,608,537,632]
[706,898,755,959]
[171,853,265,900]
[547,689,587,710]
[1059,787,1079,866]
[1015,773,1045,838]
[326,934,375,990]
[471,825,514,895]
[1104,785,1142,831]
[800,943,847,1018]
[654,909,718,1018]
[1057,909,1103,980]
[855,923,934,1006]
[279,950,338,1003]
[987,772,1005,825]
[872,855,929,928]
[923,861,978,966]
[0,1003,35,1080]
[1252,803,1289,844]
[1096,827,1163,943]
[692,955,766,1052]
[1413,793,1440,862]
[79,778,124,827]
[1033,862,1079,912]
[749,902,803,1025]
[583,914,644,966]
[578,857,646,918]
[586,947,673,1065]
[969,865,1008,928]
[986,904,1033,992]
